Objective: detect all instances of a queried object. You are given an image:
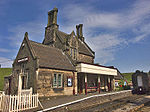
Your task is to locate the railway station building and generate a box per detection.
[4,8,120,97]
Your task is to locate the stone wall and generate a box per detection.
[37,68,77,97]
[78,53,94,64]
[10,38,37,95]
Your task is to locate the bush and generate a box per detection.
[123,85,131,90]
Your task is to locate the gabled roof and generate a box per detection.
[29,40,75,71]
[43,28,95,57]
[78,39,95,57]
[56,30,95,57]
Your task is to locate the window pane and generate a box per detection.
[74,48,76,59]
[58,74,62,87]
[53,74,57,87]
[70,48,72,57]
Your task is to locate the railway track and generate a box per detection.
[135,101,150,112]
[80,95,145,112]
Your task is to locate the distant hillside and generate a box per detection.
[0,68,12,91]
[122,73,133,82]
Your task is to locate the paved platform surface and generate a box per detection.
[27,90,131,112]
[38,91,108,111]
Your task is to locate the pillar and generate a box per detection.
[108,77,111,91]
[98,75,101,93]
[104,76,107,91]
[18,73,22,94]
[113,77,115,90]
[75,72,78,94]
[85,74,87,95]
[73,72,77,95]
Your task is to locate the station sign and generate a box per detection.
[67,77,72,87]
[17,57,29,63]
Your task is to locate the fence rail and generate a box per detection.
[0,94,38,112]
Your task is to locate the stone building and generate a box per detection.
[4,8,119,97]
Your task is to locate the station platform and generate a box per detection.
[30,90,132,112]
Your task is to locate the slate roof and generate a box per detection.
[29,40,75,71]
[56,30,95,57]
[78,40,94,57]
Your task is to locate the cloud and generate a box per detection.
[0,48,10,53]
[87,34,126,64]
[0,57,13,68]
[4,0,150,66]
[8,21,45,48]
[60,0,150,64]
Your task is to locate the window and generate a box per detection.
[58,74,62,87]
[70,48,77,60]
[53,73,63,88]
[53,74,57,87]
[73,48,76,60]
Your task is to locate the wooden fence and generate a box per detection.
[0,94,38,112]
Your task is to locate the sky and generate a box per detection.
[0,0,150,73]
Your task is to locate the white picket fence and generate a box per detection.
[0,94,38,112]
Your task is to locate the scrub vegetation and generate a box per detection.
[122,73,133,82]
[0,68,12,91]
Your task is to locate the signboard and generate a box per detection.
[17,57,29,63]
[115,82,119,87]
[124,81,127,86]
[67,77,72,87]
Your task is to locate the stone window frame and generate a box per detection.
[53,73,63,88]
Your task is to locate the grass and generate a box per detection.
[0,68,12,91]
[122,72,133,83]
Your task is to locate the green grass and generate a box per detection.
[122,72,133,82]
[0,68,12,91]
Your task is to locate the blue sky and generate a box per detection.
[0,0,150,73]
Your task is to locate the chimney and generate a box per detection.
[76,24,84,41]
[47,7,59,29]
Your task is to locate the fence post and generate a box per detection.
[9,95,12,112]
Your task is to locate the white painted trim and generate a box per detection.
[98,75,100,82]
[85,74,87,82]
[38,90,131,112]
[77,63,117,76]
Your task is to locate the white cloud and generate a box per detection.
[131,34,147,43]
[87,34,126,64]
[60,0,150,64]
[0,48,10,53]
[85,13,120,29]
[0,57,13,68]
[8,21,45,48]
[5,0,150,65]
